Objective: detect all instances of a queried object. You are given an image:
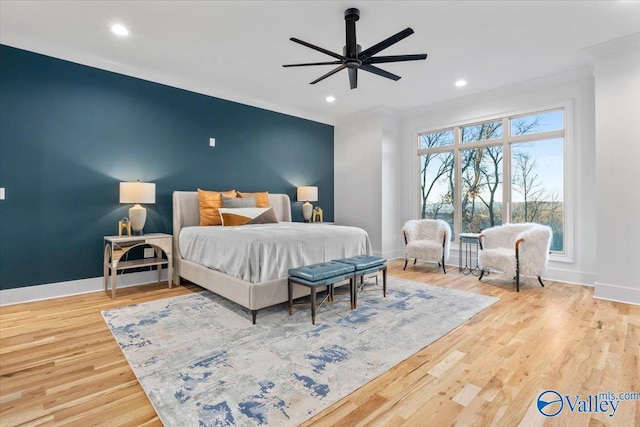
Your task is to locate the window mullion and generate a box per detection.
[503,117,512,224]
[510,129,564,144]
[453,127,461,241]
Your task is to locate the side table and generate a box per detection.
[459,232,482,276]
[103,233,173,298]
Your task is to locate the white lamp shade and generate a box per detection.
[297,186,318,202]
[119,182,156,204]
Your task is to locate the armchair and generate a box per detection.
[402,219,451,273]
[478,223,552,291]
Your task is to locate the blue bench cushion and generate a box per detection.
[333,255,386,271]
[288,261,355,282]
[288,273,352,287]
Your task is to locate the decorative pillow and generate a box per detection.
[219,207,279,226]
[237,191,270,207]
[198,189,237,226]
[222,195,256,208]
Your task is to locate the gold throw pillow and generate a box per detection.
[198,188,237,226]
[237,191,270,208]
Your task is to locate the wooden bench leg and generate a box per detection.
[382,265,387,297]
[288,279,293,315]
[311,286,317,325]
[353,275,358,308]
[350,276,355,309]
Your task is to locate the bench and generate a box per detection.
[334,255,387,308]
[288,261,355,324]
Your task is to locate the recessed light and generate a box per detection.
[111,24,129,37]
[325,96,336,103]
[455,79,467,88]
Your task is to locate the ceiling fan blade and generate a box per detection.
[283,60,343,67]
[366,54,428,64]
[360,64,401,81]
[310,64,348,84]
[290,37,345,60]
[359,28,415,60]
[348,68,358,89]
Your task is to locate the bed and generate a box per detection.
[172,191,372,323]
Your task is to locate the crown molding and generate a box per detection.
[584,32,640,60]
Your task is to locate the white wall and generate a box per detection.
[589,34,640,305]
[334,108,402,258]
[380,113,402,258]
[335,111,383,252]
[336,69,599,286]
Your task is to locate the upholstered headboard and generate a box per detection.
[172,191,292,266]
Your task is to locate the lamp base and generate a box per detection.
[129,204,147,235]
[302,201,313,223]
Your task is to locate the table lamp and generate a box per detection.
[297,186,318,223]
[119,181,155,235]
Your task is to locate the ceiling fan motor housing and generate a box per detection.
[345,8,360,21]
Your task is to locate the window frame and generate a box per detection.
[416,101,573,263]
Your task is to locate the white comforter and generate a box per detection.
[179,222,372,283]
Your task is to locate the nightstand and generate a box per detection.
[103,233,173,298]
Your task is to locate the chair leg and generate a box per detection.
[403,259,408,270]
[479,269,485,281]
[537,276,545,287]
[413,259,417,266]
[441,253,446,274]
[515,246,520,292]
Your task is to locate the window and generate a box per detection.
[418,108,566,253]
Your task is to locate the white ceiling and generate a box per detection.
[1,1,639,125]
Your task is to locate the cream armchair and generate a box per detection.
[478,223,552,291]
[402,219,451,273]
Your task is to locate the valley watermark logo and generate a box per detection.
[537,390,640,418]
[537,390,564,417]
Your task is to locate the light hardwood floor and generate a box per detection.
[1,260,638,426]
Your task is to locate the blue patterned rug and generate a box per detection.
[102,277,497,426]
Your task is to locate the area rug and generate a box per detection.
[102,277,498,426]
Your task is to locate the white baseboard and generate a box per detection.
[543,266,596,287]
[373,249,403,260]
[448,251,596,287]
[593,282,640,306]
[0,269,169,306]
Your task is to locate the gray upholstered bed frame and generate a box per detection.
[173,191,310,323]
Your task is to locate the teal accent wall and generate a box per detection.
[0,45,334,290]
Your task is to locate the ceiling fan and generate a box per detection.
[283,8,427,89]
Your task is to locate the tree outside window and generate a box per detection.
[418,108,565,252]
